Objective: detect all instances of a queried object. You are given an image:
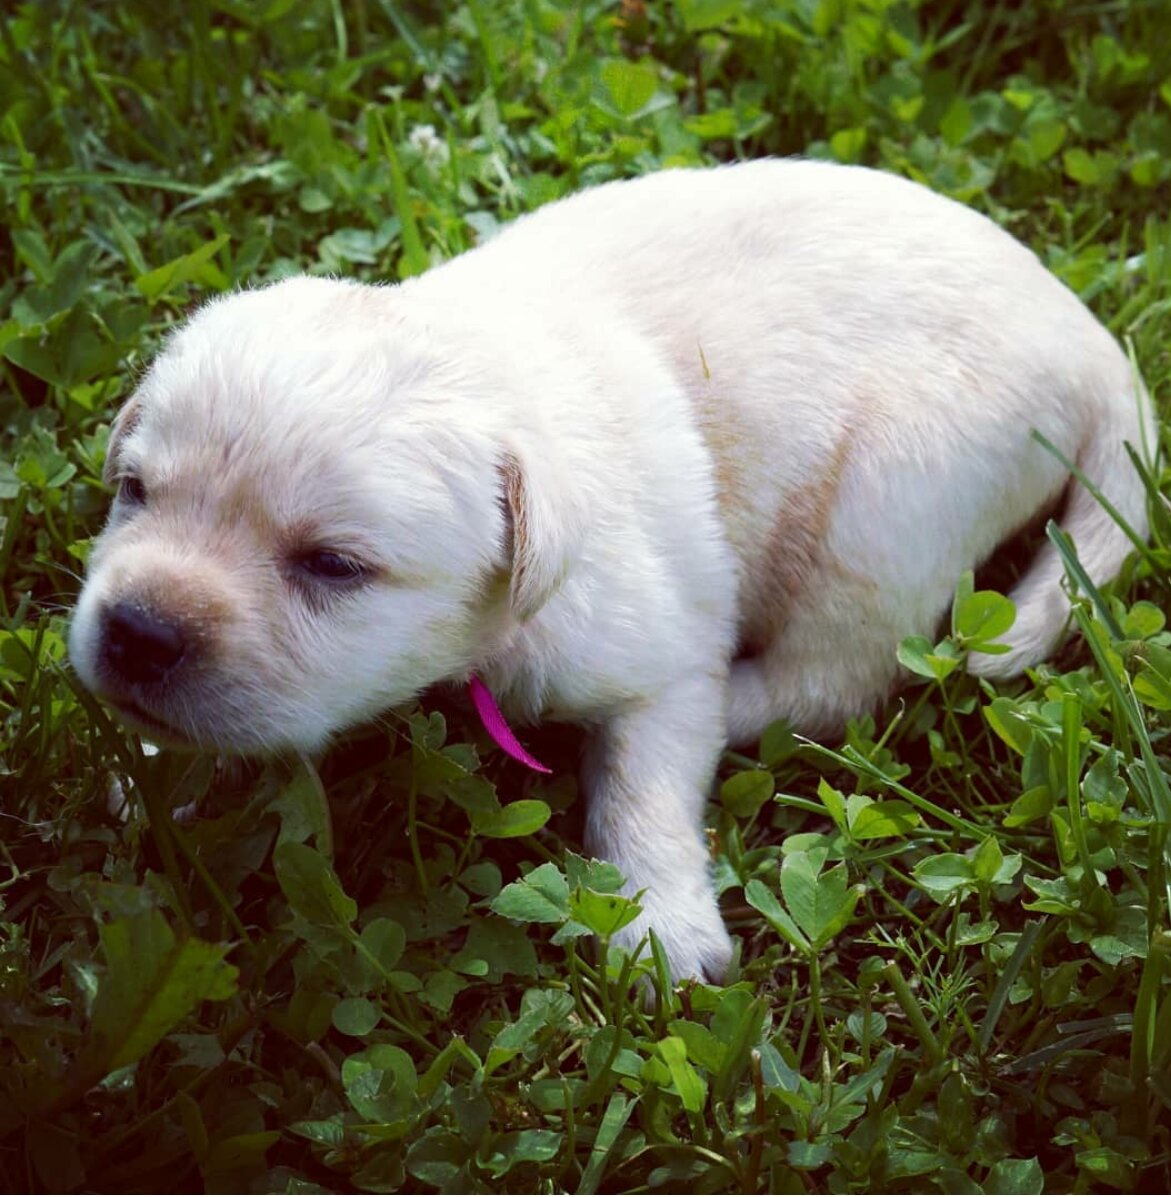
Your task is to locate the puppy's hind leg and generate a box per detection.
[726,570,916,742]
[583,672,734,984]
[726,657,777,747]
[726,652,850,744]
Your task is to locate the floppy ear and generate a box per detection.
[102,394,144,486]
[498,445,581,623]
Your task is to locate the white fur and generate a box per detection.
[70,160,1153,982]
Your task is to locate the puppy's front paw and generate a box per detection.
[610,889,734,985]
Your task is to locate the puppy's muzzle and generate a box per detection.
[100,600,190,686]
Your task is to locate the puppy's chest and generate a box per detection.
[485,593,726,727]
[486,651,651,728]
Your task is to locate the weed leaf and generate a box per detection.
[273,841,357,928]
[491,863,571,923]
[88,910,237,1072]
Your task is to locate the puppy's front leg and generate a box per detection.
[583,673,734,983]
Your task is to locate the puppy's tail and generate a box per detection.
[967,381,1156,680]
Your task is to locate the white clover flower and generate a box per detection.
[408,123,451,170]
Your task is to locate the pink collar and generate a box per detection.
[467,674,551,773]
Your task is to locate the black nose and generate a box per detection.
[101,600,188,685]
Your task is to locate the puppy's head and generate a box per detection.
[69,277,568,753]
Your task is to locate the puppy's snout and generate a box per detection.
[101,600,188,685]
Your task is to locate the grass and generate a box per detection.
[2,0,1170,1191]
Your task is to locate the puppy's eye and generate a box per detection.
[293,550,368,584]
[118,475,147,505]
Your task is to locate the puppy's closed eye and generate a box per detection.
[117,474,147,506]
[283,550,373,618]
[289,549,370,585]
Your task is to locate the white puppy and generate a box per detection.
[70,160,1152,982]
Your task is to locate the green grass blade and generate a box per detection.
[978,920,1044,1054]
[369,107,429,277]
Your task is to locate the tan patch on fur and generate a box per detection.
[682,345,738,494]
[102,394,144,484]
[120,570,239,670]
[498,452,535,617]
[690,387,757,553]
[699,411,749,513]
[739,428,855,653]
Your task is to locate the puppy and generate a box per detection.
[70,160,1153,982]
